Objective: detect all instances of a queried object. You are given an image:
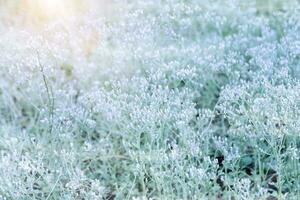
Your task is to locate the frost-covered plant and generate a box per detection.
[1,0,300,199]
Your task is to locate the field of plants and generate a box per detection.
[1,0,300,199]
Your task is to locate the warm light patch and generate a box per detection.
[16,0,86,23]
[0,0,123,25]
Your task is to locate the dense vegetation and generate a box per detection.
[1,0,300,199]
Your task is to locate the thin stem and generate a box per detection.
[36,50,54,134]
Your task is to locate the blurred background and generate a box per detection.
[0,0,123,26]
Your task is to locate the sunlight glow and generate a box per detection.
[20,0,84,22]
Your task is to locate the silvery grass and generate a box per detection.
[1,0,300,199]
